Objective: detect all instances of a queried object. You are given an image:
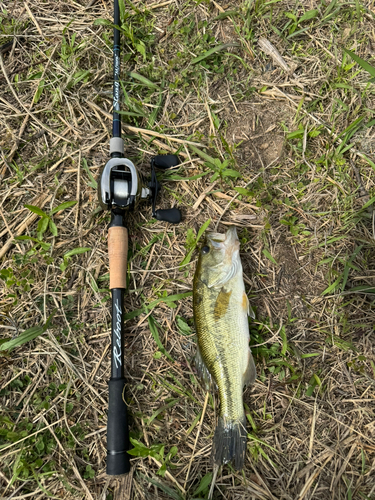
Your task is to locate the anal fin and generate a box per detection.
[194,344,216,391]
[243,349,257,387]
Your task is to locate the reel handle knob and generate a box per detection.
[155,208,182,224]
[152,155,180,170]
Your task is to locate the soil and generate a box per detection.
[225,100,291,170]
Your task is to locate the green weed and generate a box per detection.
[128,439,178,477]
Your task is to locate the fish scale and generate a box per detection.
[194,284,248,421]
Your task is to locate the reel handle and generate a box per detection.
[155,208,182,224]
[152,154,180,169]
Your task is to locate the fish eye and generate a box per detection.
[201,245,210,255]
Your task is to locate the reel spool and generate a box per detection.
[98,144,181,224]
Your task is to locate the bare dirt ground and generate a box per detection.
[1,0,375,499]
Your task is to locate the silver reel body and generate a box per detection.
[98,157,150,211]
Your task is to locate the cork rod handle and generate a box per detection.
[108,226,128,289]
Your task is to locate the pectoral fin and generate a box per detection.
[206,259,239,289]
[242,292,255,319]
[243,349,257,387]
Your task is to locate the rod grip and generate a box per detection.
[107,378,130,475]
[108,226,128,289]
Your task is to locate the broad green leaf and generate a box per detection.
[287,129,304,139]
[40,241,51,250]
[299,9,319,23]
[118,0,125,22]
[156,463,167,477]
[222,168,241,178]
[135,41,146,60]
[128,438,152,457]
[14,235,39,242]
[49,220,58,237]
[279,326,288,355]
[71,70,91,87]
[37,217,49,237]
[180,219,211,267]
[193,473,213,496]
[128,71,159,89]
[28,71,43,81]
[196,218,211,242]
[285,12,297,21]
[306,378,318,396]
[188,144,216,165]
[214,9,238,20]
[0,312,54,352]
[124,292,191,321]
[34,79,45,104]
[50,201,77,215]
[25,204,48,218]
[210,172,220,182]
[176,316,191,336]
[313,373,322,386]
[211,109,220,129]
[321,277,341,296]
[14,235,51,250]
[63,247,91,259]
[148,316,174,362]
[344,48,375,79]
[235,187,253,196]
[192,42,239,64]
[93,18,112,26]
[165,171,209,181]
[262,248,277,265]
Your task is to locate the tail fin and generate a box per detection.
[211,416,247,470]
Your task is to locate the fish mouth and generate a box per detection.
[203,227,241,287]
[207,227,239,250]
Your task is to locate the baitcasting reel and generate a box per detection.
[98,138,182,223]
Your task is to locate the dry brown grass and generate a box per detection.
[1,0,375,499]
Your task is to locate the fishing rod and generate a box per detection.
[98,0,182,476]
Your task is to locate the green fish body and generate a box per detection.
[193,226,256,469]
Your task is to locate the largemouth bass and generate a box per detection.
[193,226,256,469]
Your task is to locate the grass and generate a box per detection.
[1,0,375,499]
